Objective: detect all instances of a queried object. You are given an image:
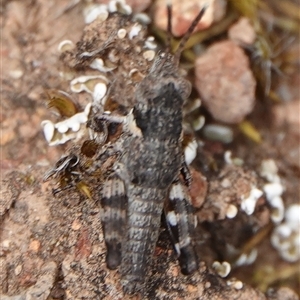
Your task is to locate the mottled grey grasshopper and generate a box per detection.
[100,5,207,294]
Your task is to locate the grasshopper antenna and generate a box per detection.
[166,4,173,53]
[174,4,207,63]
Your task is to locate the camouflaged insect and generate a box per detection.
[99,6,207,294]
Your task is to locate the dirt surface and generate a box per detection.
[1,1,299,300]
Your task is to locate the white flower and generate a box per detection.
[42,103,91,146]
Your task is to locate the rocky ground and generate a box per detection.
[1,1,299,299]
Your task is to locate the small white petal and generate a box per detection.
[275,223,292,238]
[226,204,238,219]
[227,278,243,289]
[123,4,132,15]
[90,58,116,73]
[234,253,247,266]
[75,113,88,124]
[107,1,117,12]
[143,50,156,61]
[93,82,107,103]
[41,120,55,143]
[129,23,142,39]
[56,122,69,133]
[246,248,258,264]
[133,13,151,25]
[224,150,233,164]
[84,4,108,24]
[71,122,81,132]
[280,249,300,262]
[260,159,279,183]
[269,196,285,224]
[234,248,257,266]
[70,75,108,94]
[57,40,74,52]
[241,198,256,215]
[183,98,202,115]
[117,28,127,39]
[84,103,92,116]
[212,261,231,278]
[144,36,157,50]
[264,182,284,202]
[108,0,132,14]
[285,204,300,230]
[184,139,197,165]
[241,188,262,215]
[251,187,264,199]
[192,115,205,131]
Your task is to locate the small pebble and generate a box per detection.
[29,240,41,253]
[71,219,82,231]
[202,124,233,143]
[195,40,256,124]
[171,265,179,277]
[228,17,256,45]
[15,264,22,276]
[221,178,231,188]
[187,284,198,293]
[9,69,23,79]
[2,240,10,249]
[1,126,16,145]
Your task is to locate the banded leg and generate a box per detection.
[101,174,127,270]
[165,179,198,275]
[181,160,192,187]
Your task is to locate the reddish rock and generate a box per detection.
[190,168,208,208]
[124,0,151,12]
[28,240,41,253]
[195,40,256,124]
[153,0,227,37]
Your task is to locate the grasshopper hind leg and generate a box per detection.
[101,175,127,270]
[165,179,198,275]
